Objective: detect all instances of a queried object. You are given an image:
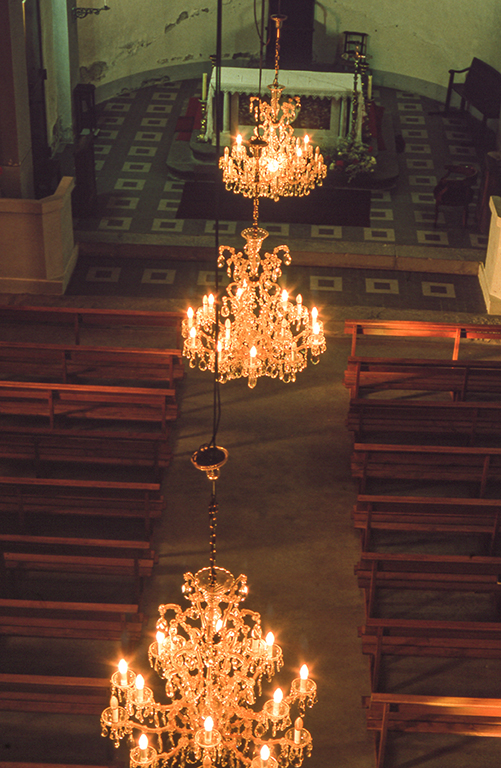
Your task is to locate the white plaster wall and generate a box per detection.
[75,0,501,99]
[76,0,259,90]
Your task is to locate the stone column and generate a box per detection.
[0,0,34,198]
[479,196,501,314]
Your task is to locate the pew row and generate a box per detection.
[0,534,157,602]
[343,357,501,400]
[0,305,184,347]
[0,380,177,431]
[363,692,501,768]
[359,617,501,690]
[0,598,145,647]
[344,319,501,357]
[354,551,501,618]
[0,476,164,535]
[0,673,109,714]
[353,495,501,554]
[0,427,171,477]
[346,398,501,444]
[0,341,184,388]
[351,443,501,496]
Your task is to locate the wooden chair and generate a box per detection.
[433,164,478,227]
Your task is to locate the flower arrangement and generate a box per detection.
[329,137,376,181]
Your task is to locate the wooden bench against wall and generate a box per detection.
[343,357,501,400]
[363,692,501,768]
[0,305,184,348]
[0,598,145,647]
[351,443,501,496]
[359,617,501,690]
[353,494,501,554]
[0,380,177,431]
[0,673,110,714]
[0,341,184,388]
[346,399,501,443]
[344,319,501,357]
[354,551,501,618]
[0,476,164,535]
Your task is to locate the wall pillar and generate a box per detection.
[0,0,34,198]
[479,196,501,314]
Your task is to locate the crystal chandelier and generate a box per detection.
[100,449,317,768]
[219,14,327,201]
[181,223,326,388]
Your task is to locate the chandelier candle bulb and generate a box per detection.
[110,695,119,723]
[299,665,309,692]
[156,631,165,656]
[118,659,128,686]
[265,631,274,656]
[187,307,194,328]
[204,716,214,746]
[273,688,283,716]
[261,745,270,767]
[294,717,303,744]
[139,734,148,761]
[135,674,145,703]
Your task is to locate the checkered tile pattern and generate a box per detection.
[69,80,488,251]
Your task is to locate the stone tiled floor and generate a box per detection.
[69,79,491,252]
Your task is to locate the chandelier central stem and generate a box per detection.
[209,493,218,586]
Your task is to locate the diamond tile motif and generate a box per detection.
[409,175,437,186]
[122,162,152,173]
[370,191,392,203]
[416,230,449,245]
[422,281,456,298]
[310,275,343,291]
[197,271,230,287]
[406,159,434,170]
[158,199,180,211]
[114,179,146,190]
[370,209,394,221]
[128,146,157,157]
[86,267,121,282]
[399,115,425,125]
[99,116,125,126]
[311,225,343,239]
[404,144,432,154]
[146,104,172,114]
[98,218,132,231]
[106,196,139,209]
[134,132,163,142]
[260,223,290,236]
[151,219,184,232]
[363,228,396,242]
[204,221,237,234]
[365,278,399,294]
[141,269,176,284]
[141,118,168,128]
[151,92,177,101]
[397,102,423,111]
[448,145,477,157]
[164,181,185,192]
[401,129,428,139]
[411,192,435,204]
[104,102,131,112]
[93,145,112,155]
[414,210,444,225]
[469,233,489,248]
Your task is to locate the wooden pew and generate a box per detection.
[0,673,110,714]
[343,357,501,400]
[351,443,501,496]
[344,319,501,357]
[0,340,184,388]
[0,305,184,347]
[0,598,145,647]
[359,617,501,690]
[0,427,171,477]
[354,551,501,618]
[0,380,177,431]
[353,495,501,554]
[0,534,157,603]
[0,476,164,535]
[363,692,501,768]
[346,399,501,444]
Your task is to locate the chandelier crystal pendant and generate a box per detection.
[181,225,326,388]
[219,15,327,201]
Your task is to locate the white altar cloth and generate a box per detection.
[205,67,357,144]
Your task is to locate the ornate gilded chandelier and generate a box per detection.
[100,444,317,768]
[219,14,327,201]
[181,223,326,388]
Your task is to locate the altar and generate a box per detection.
[205,67,359,148]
